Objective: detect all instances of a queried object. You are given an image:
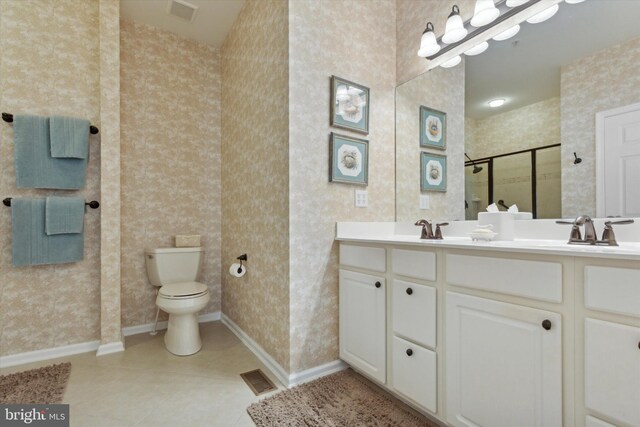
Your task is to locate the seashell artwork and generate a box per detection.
[420,105,446,150]
[331,76,370,135]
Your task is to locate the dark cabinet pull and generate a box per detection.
[406,349,413,356]
[375,281,381,288]
[542,319,552,330]
[638,341,640,350]
[406,288,413,295]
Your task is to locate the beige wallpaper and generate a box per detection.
[395,65,466,222]
[0,0,101,355]
[466,97,560,159]
[221,0,291,370]
[288,0,397,373]
[396,0,474,85]
[120,20,222,328]
[561,36,640,217]
[98,0,121,346]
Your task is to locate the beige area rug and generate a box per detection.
[0,362,71,404]
[248,369,440,426]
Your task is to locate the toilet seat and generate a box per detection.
[159,281,208,299]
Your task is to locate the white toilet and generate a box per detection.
[145,247,210,356]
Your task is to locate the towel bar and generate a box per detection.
[3,198,100,209]
[2,112,99,135]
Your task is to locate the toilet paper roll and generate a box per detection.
[229,263,246,278]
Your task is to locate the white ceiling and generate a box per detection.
[465,0,640,119]
[120,0,245,47]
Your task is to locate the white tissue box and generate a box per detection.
[478,212,515,241]
[175,235,201,247]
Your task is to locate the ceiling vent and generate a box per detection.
[166,0,198,22]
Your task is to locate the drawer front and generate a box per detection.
[585,318,640,426]
[392,336,437,413]
[585,266,640,318]
[340,244,386,272]
[446,254,562,302]
[585,416,616,427]
[392,279,436,349]
[392,249,436,281]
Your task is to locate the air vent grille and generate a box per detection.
[167,0,198,22]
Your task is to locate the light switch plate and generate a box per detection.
[420,195,430,210]
[355,190,368,208]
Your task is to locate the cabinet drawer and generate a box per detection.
[585,416,616,427]
[340,244,386,272]
[585,318,640,427]
[392,249,436,281]
[585,266,640,318]
[392,280,436,349]
[446,254,562,302]
[392,336,437,413]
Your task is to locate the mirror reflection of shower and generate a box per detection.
[465,153,483,174]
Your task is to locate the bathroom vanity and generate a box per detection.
[336,221,640,427]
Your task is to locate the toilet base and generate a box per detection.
[164,313,202,356]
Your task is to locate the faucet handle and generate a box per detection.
[555,220,575,225]
[434,222,448,240]
[601,219,634,246]
[556,219,582,241]
[605,219,634,226]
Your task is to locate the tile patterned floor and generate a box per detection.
[0,321,282,426]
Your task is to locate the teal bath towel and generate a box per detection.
[13,115,88,189]
[12,198,84,267]
[45,197,85,235]
[49,115,90,159]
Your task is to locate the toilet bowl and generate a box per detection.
[145,247,210,356]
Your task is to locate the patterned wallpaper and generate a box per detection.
[561,36,640,218]
[221,0,291,370]
[396,0,474,85]
[0,0,101,355]
[120,20,222,328]
[288,0,397,373]
[395,65,466,222]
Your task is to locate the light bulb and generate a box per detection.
[464,41,489,56]
[506,0,530,6]
[441,55,462,68]
[526,4,559,24]
[417,22,441,57]
[488,98,505,107]
[493,24,520,41]
[470,0,500,27]
[442,6,468,44]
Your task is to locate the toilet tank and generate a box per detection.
[145,247,203,287]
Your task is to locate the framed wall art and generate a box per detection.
[420,105,446,150]
[330,76,370,134]
[421,152,446,192]
[329,133,368,186]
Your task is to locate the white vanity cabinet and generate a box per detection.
[445,292,562,427]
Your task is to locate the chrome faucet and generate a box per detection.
[415,219,448,240]
[556,216,634,246]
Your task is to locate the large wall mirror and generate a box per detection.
[396,0,640,222]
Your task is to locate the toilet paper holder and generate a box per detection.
[236,254,247,274]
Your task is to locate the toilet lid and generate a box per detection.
[159,282,208,298]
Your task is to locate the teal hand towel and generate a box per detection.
[14,114,88,189]
[45,197,85,235]
[49,115,90,159]
[12,198,84,267]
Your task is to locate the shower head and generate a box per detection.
[473,165,483,174]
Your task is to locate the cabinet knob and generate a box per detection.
[375,281,381,288]
[406,349,413,356]
[542,319,552,330]
[406,287,413,295]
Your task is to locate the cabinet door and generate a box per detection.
[392,336,437,413]
[339,269,386,383]
[585,318,640,427]
[446,292,562,427]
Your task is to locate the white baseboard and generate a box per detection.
[96,340,125,356]
[0,340,100,369]
[221,313,291,387]
[220,312,347,388]
[121,311,221,337]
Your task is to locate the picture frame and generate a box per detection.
[420,105,446,150]
[330,76,370,135]
[329,133,369,186]
[421,152,447,192]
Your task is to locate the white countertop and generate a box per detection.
[336,221,640,261]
